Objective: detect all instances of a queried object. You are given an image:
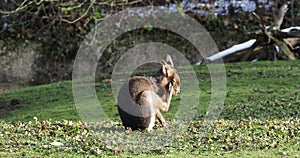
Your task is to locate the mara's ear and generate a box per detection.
[161,60,174,77]
[165,55,174,68]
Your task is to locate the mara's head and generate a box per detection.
[160,55,181,96]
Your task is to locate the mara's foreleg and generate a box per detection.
[156,84,173,126]
[141,90,168,128]
[145,85,174,128]
[156,110,167,127]
[150,84,174,112]
[165,83,174,108]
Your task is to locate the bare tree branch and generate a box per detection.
[273,2,289,30]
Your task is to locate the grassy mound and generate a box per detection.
[0,60,300,157]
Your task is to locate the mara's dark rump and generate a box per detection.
[117,106,150,131]
[117,78,153,130]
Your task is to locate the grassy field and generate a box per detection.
[0,60,300,157]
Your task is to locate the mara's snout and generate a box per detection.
[171,75,180,96]
[170,86,179,96]
[173,88,180,96]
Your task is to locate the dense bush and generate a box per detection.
[1,0,299,59]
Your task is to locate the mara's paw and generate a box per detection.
[161,121,168,127]
[161,102,169,112]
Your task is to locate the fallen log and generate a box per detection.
[205,2,300,62]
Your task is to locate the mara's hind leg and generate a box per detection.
[148,84,174,112]
[139,90,168,114]
[147,115,156,131]
[138,91,157,130]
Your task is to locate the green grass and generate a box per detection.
[0,60,300,157]
[0,82,78,121]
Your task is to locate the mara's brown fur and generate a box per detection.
[117,55,180,131]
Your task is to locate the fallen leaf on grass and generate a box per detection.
[50,141,64,147]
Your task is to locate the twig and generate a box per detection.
[252,12,264,28]
[0,0,33,14]
[61,0,95,24]
[58,0,88,11]
[0,0,60,14]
